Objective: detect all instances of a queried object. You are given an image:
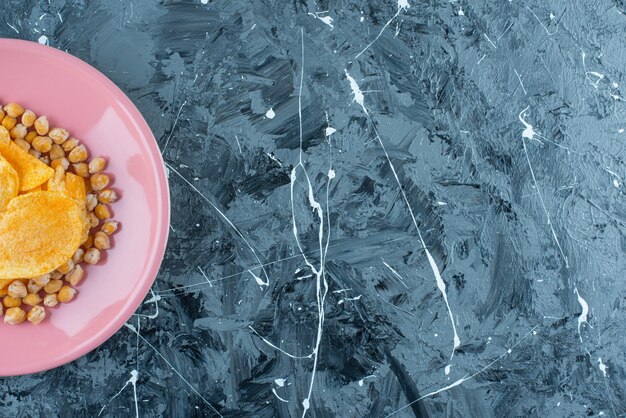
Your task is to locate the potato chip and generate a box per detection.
[0,191,89,280]
[65,173,87,203]
[0,152,19,211]
[0,126,54,191]
[19,185,42,195]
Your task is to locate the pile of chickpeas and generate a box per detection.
[0,102,119,325]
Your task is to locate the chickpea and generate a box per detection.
[94,231,111,250]
[57,286,76,303]
[27,305,46,324]
[90,173,110,191]
[8,281,27,299]
[48,128,69,144]
[68,144,88,163]
[88,157,106,173]
[84,248,101,264]
[4,103,24,118]
[4,307,26,325]
[43,294,58,308]
[21,110,36,127]
[34,116,49,135]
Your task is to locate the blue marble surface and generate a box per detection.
[1,0,626,417]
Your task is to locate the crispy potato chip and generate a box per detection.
[19,185,42,195]
[0,152,19,211]
[0,191,89,280]
[65,173,86,203]
[0,126,54,191]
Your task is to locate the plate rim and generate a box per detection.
[0,38,171,376]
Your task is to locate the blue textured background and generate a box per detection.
[1,1,626,417]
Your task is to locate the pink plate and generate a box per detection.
[0,39,170,376]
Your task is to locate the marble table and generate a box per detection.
[1,1,625,416]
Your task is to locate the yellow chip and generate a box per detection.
[65,172,86,203]
[0,191,89,280]
[0,152,19,211]
[19,185,41,195]
[0,126,54,191]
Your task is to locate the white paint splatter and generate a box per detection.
[286,30,334,417]
[249,326,312,359]
[272,388,289,403]
[338,295,362,305]
[514,69,527,95]
[307,12,334,29]
[37,35,48,45]
[345,70,367,113]
[444,365,451,375]
[346,67,461,359]
[200,0,208,4]
[98,370,139,417]
[266,108,275,119]
[325,126,337,136]
[458,8,464,16]
[358,374,375,386]
[598,358,608,377]
[385,326,539,417]
[519,107,538,141]
[483,33,497,49]
[125,323,222,417]
[518,107,569,269]
[619,129,624,134]
[382,261,409,289]
[427,250,461,355]
[574,287,590,342]
[524,5,558,36]
[606,168,622,189]
[197,266,213,287]
[581,51,606,90]
[249,269,269,287]
[267,153,282,166]
[162,101,187,155]
[165,163,270,287]
[328,169,336,179]
[354,1,409,59]
[274,378,286,387]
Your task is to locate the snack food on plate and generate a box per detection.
[0,103,119,324]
